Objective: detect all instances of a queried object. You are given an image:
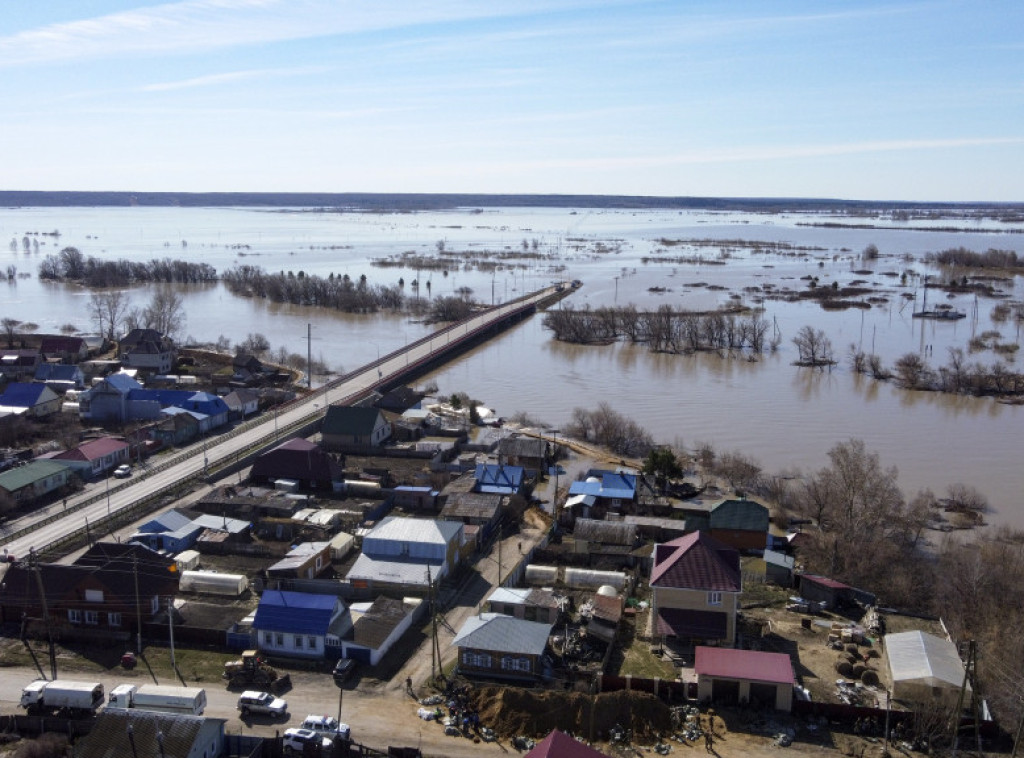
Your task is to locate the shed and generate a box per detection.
[798,574,853,610]
[175,550,201,572]
[329,532,356,560]
[695,646,794,711]
[178,571,249,597]
[885,630,969,707]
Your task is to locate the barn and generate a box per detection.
[695,646,794,711]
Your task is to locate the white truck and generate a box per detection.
[20,680,105,714]
[107,684,207,715]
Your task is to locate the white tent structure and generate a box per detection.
[885,630,969,707]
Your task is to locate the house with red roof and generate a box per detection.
[51,436,130,479]
[524,730,611,758]
[694,646,794,711]
[249,437,342,491]
[649,531,741,649]
[798,573,854,611]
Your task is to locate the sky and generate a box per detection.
[1,0,1022,201]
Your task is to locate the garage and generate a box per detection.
[695,646,795,712]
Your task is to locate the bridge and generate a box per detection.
[0,282,573,560]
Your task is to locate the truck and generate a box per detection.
[20,680,105,714]
[107,684,207,715]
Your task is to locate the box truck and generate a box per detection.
[20,680,105,714]
[107,684,207,715]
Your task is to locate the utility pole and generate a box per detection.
[168,597,177,683]
[307,323,312,389]
[884,689,891,753]
[29,548,58,681]
[427,565,436,683]
[950,639,977,758]
[133,554,143,654]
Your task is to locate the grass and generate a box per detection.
[613,614,676,680]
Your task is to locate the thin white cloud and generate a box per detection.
[0,0,601,67]
[141,65,328,92]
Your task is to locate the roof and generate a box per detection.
[0,382,56,408]
[250,438,341,482]
[525,730,611,758]
[488,587,560,610]
[440,492,504,520]
[252,590,340,635]
[497,436,548,459]
[452,613,552,655]
[885,630,968,691]
[474,463,524,493]
[75,709,220,758]
[54,436,129,462]
[366,515,461,545]
[764,549,795,570]
[650,531,741,592]
[322,405,385,436]
[573,518,637,546]
[346,553,441,585]
[568,470,637,500]
[35,363,83,382]
[0,460,71,492]
[352,596,409,649]
[268,541,330,572]
[190,513,250,534]
[695,646,794,685]
[801,574,851,590]
[40,335,87,353]
[141,509,194,533]
[709,498,770,532]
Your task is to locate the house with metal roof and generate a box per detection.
[525,729,612,758]
[343,595,420,665]
[440,491,506,543]
[250,438,342,491]
[78,372,143,421]
[0,459,74,511]
[708,498,770,551]
[0,382,61,417]
[321,405,391,449]
[885,630,969,708]
[252,589,351,659]
[119,328,176,374]
[695,646,795,711]
[798,574,854,610]
[451,612,553,681]
[0,349,41,379]
[474,463,524,495]
[568,469,638,513]
[51,436,130,479]
[487,587,562,624]
[347,516,462,590]
[266,541,332,579]
[650,531,741,649]
[34,362,86,391]
[39,335,90,363]
[130,509,204,553]
[75,706,225,758]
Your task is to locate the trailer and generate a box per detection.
[107,684,207,715]
[20,680,105,714]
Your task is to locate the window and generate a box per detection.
[84,610,99,625]
[263,632,273,645]
[462,651,491,668]
[275,633,284,646]
[295,635,304,649]
[501,656,531,672]
[307,636,317,650]
[150,596,160,614]
[108,612,122,627]
[707,591,722,606]
[67,609,82,623]
[84,589,104,603]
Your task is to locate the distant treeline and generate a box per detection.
[4,190,1024,214]
[38,247,216,286]
[542,304,773,353]
[221,265,404,312]
[926,247,1023,269]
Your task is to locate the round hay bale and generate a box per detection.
[846,643,860,655]
[836,660,854,677]
[847,654,860,666]
[852,664,867,679]
[861,670,880,687]
[866,648,880,659]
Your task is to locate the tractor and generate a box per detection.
[224,650,280,689]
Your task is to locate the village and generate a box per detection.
[0,326,1003,758]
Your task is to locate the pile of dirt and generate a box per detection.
[522,506,553,531]
[468,686,672,740]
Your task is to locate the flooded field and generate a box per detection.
[2,204,1023,527]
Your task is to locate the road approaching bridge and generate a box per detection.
[0,283,571,560]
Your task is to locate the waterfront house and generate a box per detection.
[51,436,130,479]
[250,438,342,491]
[708,498,770,551]
[321,405,391,449]
[119,328,176,374]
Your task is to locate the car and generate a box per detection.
[113,464,132,478]
[237,690,288,717]
[331,658,356,683]
[282,729,333,753]
[301,714,351,741]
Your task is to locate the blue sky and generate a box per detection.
[1,0,1022,200]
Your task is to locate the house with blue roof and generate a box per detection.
[34,363,86,391]
[78,373,143,421]
[129,509,204,553]
[474,463,525,495]
[252,590,351,659]
[0,382,61,418]
[568,468,638,514]
[347,516,463,591]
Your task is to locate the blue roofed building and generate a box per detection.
[474,463,525,495]
[129,509,204,553]
[252,590,351,659]
[0,382,61,418]
[568,469,638,514]
[78,373,143,422]
[34,363,86,391]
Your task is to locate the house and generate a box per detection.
[392,485,437,511]
[585,591,624,644]
[231,352,264,384]
[708,498,770,551]
[524,730,612,758]
[568,469,638,513]
[321,405,391,449]
[266,541,332,579]
[75,708,225,758]
[497,435,549,474]
[452,613,552,681]
[347,516,463,590]
[223,388,259,419]
[78,372,143,422]
[252,590,351,659]
[649,531,742,649]
[763,549,795,587]
[151,407,201,446]
[249,438,342,491]
[0,349,41,379]
[343,595,420,665]
[0,460,74,512]
[374,385,425,413]
[51,436,130,479]
[440,491,506,543]
[34,362,86,391]
[885,630,969,708]
[119,328,176,374]
[0,382,61,417]
[694,646,794,711]
[0,542,179,634]
[39,335,89,363]
[130,509,204,553]
[798,574,854,611]
[474,463,525,495]
[487,587,562,624]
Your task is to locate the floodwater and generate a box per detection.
[2,205,1023,528]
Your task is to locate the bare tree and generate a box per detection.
[88,291,131,341]
[1,317,21,348]
[792,325,834,367]
[894,352,932,389]
[142,288,185,339]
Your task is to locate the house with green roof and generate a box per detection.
[321,405,391,450]
[0,459,74,511]
[708,498,770,552]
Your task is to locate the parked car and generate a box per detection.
[282,728,332,753]
[237,690,288,717]
[301,714,351,741]
[331,658,356,683]
[113,464,132,478]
